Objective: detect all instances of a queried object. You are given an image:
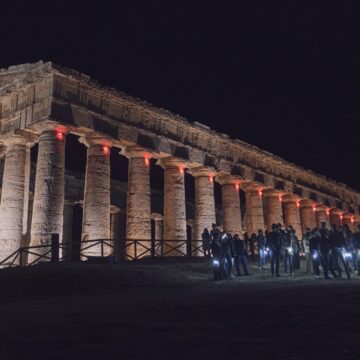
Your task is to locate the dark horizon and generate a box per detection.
[2,1,360,190]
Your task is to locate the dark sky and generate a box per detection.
[2,1,360,190]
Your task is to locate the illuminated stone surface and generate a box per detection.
[192,167,216,245]
[81,134,111,256]
[158,157,187,255]
[219,176,242,235]
[1,61,360,263]
[282,195,302,238]
[0,136,27,263]
[123,146,151,258]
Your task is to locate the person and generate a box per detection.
[210,232,224,281]
[301,228,312,274]
[353,224,360,275]
[331,224,351,279]
[220,232,235,280]
[266,224,283,277]
[249,233,256,261]
[318,222,334,279]
[210,223,220,243]
[283,226,294,275]
[233,233,250,276]
[244,232,250,254]
[257,229,267,270]
[201,228,211,257]
[309,228,321,277]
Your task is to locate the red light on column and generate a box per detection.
[296,201,300,208]
[351,217,355,223]
[312,205,316,212]
[144,157,150,166]
[178,166,184,175]
[102,146,110,157]
[278,195,282,203]
[340,214,344,221]
[258,189,263,197]
[55,131,64,142]
[326,209,330,216]
[235,183,239,191]
[209,176,214,183]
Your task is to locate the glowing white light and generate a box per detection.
[213,259,219,267]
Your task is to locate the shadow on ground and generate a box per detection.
[0,258,359,359]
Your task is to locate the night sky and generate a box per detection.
[2,1,360,190]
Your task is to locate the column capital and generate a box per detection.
[241,182,264,193]
[120,145,153,160]
[151,212,163,221]
[329,208,343,215]
[217,174,242,186]
[262,188,283,198]
[1,130,38,148]
[79,133,113,148]
[281,194,301,204]
[300,199,316,208]
[315,204,329,212]
[157,156,187,170]
[188,166,216,178]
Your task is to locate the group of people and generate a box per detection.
[201,222,360,281]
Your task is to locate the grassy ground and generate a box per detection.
[0,258,359,360]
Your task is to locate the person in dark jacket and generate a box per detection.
[220,233,235,280]
[233,233,250,276]
[257,229,267,270]
[210,235,224,280]
[331,224,350,279]
[266,224,283,277]
[353,224,360,275]
[201,228,211,257]
[309,228,321,276]
[318,222,335,279]
[249,233,256,261]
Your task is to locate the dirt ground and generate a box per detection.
[0,258,359,360]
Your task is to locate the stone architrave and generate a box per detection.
[315,205,330,228]
[158,157,187,256]
[30,128,66,263]
[282,195,302,238]
[329,209,342,227]
[244,185,265,236]
[0,135,28,264]
[218,175,242,235]
[80,134,112,257]
[191,166,216,255]
[299,200,317,233]
[122,146,152,259]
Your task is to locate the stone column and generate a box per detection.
[158,157,187,256]
[264,190,283,231]
[80,134,112,257]
[62,200,74,261]
[30,129,66,262]
[282,195,302,238]
[244,185,265,235]
[111,207,125,260]
[299,200,317,233]
[315,205,330,228]
[219,176,242,235]
[152,213,163,256]
[342,214,354,232]
[122,146,152,259]
[191,167,216,255]
[329,209,342,227]
[0,136,28,264]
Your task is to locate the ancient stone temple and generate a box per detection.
[1,61,360,264]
